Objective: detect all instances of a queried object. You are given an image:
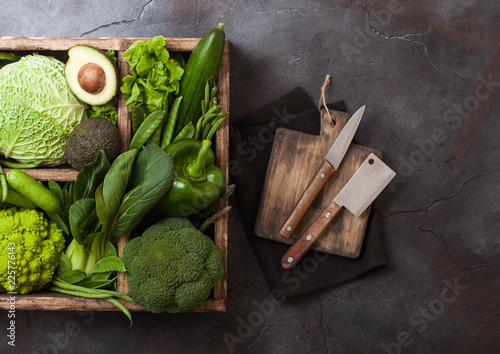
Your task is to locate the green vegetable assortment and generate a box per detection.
[0,24,230,324]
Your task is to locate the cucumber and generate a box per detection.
[174,23,226,136]
[0,183,37,208]
[6,169,63,214]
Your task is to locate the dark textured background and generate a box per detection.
[1,1,499,353]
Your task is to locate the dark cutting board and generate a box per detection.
[254,109,382,258]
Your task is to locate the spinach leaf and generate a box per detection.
[73,150,110,201]
[94,184,110,232]
[111,145,174,237]
[69,198,97,246]
[102,149,138,218]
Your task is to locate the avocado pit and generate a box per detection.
[65,45,118,105]
[78,62,106,94]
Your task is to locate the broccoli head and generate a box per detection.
[0,207,65,294]
[122,217,223,313]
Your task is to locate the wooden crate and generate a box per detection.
[0,36,230,312]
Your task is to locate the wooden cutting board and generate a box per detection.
[254,109,382,258]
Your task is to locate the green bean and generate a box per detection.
[146,121,163,146]
[206,116,226,140]
[50,284,133,326]
[49,287,111,298]
[172,122,195,143]
[129,110,165,150]
[0,165,7,202]
[129,106,145,135]
[201,124,212,140]
[160,96,183,149]
[194,115,203,140]
[198,108,221,138]
[211,84,218,99]
[53,277,134,302]
[202,110,218,127]
[104,297,133,327]
[202,81,210,115]
[0,158,44,169]
[77,277,117,289]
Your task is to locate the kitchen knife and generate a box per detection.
[279,105,366,239]
[281,153,395,269]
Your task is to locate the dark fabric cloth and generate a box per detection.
[229,88,388,298]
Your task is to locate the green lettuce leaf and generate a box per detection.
[120,36,184,115]
[87,102,118,125]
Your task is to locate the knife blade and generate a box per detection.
[279,105,366,239]
[281,153,395,269]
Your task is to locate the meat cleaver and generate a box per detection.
[281,153,396,269]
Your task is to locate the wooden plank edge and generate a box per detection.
[0,36,201,51]
[0,293,225,312]
[1,167,78,182]
[213,39,230,301]
[117,49,131,153]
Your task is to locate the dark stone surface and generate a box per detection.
[1,1,499,353]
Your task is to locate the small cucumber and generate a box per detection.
[6,169,63,214]
[0,183,37,208]
[174,23,226,136]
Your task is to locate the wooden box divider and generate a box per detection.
[0,36,230,312]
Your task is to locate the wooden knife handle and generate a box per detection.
[279,160,335,238]
[281,201,342,269]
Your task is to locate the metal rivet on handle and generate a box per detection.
[286,226,292,231]
[306,234,312,241]
[287,257,294,263]
[320,173,325,178]
[325,212,332,218]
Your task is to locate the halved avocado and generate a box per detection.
[65,45,118,105]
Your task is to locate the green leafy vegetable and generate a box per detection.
[0,100,68,166]
[87,102,118,125]
[121,35,184,118]
[111,145,175,237]
[106,50,118,63]
[0,54,87,165]
[61,145,174,283]
[72,150,111,201]
[0,54,87,134]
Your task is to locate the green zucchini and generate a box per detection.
[0,182,37,208]
[6,169,63,214]
[174,23,226,136]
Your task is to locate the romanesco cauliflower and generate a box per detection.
[0,207,65,294]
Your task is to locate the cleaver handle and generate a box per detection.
[279,160,335,238]
[281,201,342,269]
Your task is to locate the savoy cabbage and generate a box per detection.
[0,54,87,166]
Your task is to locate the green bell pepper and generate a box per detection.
[155,138,225,216]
